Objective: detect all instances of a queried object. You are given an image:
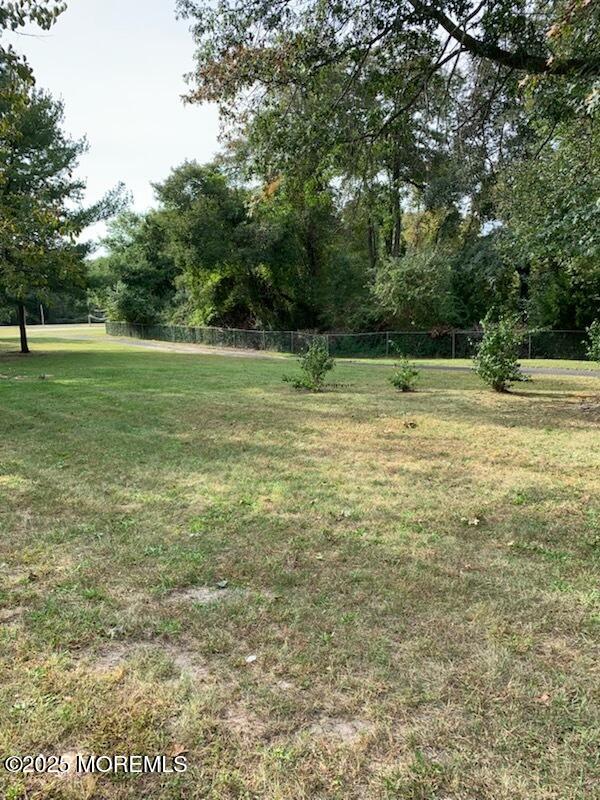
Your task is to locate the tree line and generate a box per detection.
[90,0,600,334]
[2,1,599,351]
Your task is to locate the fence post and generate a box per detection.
[262,329,266,350]
[290,330,294,353]
[233,329,237,349]
[451,330,456,359]
[386,331,390,357]
[528,332,532,359]
[326,334,330,355]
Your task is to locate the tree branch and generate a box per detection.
[409,0,600,75]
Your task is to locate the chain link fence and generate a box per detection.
[105,322,591,361]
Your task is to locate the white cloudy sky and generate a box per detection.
[10,0,220,228]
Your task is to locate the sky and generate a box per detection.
[10,0,220,234]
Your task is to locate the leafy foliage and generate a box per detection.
[372,246,456,330]
[170,0,600,338]
[104,281,161,326]
[498,118,600,329]
[586,320,600,363]
[283,340,334,392]
[474,313,526,392]
[92,212,177,324]
[389,358,419,392]
[179,0,600,115]
[0,1,66,79]
[57,1,599,340]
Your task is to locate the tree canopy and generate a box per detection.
[178,0,600,115]
[117,0,593,333]
[2,1,599,339]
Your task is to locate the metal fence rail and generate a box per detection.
[105,321,591,361]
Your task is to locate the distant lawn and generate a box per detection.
[340,356,600,372]
[1,333,599,799]
[3,324,597,372]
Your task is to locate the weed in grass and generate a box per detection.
[389,357,420,392]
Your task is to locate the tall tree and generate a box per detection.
[0,78,121,352]
[97,211,178,325]
[154,160,335,329]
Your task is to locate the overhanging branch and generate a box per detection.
[410,1,600,75]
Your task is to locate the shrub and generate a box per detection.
[474,312,526,392]
[283,339,334,392]
[389,357,419,392]
[586,320,600,362]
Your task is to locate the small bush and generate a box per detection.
[283,339,335,392]
[389,357,419,392]
[586,320,600,362]
[474,312,526,392]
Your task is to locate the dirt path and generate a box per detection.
[104,336,287,359]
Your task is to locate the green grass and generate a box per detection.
[341,356,600,371]
[1,329,599,799]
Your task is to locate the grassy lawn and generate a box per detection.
[1,329,599,799]
[341,356,600,372]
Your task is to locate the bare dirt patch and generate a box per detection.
[0,605,25,624]
[307,717,374,743]
[85,641,211,681]
[222,703,269,739]
[165,585,239,605]
[57,750,88,780]
[275,679,296,691]
[1,566,35,586]
[88,642,132,673]
[160,642,211,680]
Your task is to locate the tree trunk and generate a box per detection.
[367,218,378,269]
[390,154,403,258]
[303,215,321,327]
[390,191,403,257]
[18,302,30,354]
